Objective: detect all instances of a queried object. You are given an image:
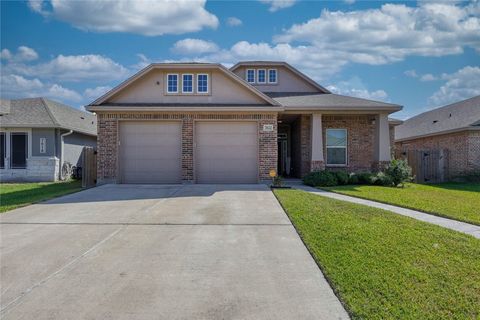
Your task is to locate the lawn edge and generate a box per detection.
[321,186,480,227]
[0,182,84,214]
[271,189,354,319]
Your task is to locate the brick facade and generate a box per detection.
[298,114,379,176]
[96,112,277,184]
[395,130,480,177]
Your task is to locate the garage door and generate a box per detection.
[119,121,181,183]
[195,121,258,183]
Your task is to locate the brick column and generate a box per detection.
[97,116,118,184]
[311,113,325,171]
[181,116,194,183]
[258,117,278,181]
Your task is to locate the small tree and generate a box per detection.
[384,159,412,187]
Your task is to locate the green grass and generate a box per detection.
[274,189,480,320]
[323,183,480,226]
[0,180,83,213]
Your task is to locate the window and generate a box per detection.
[257,69,266,83]
[0,133,5,169]
[268,69,277,83]
[182,74,193,93]
[11,132,28,169]
[246,69,255,83]
[326,129,347,166]
[197,74,209,93]
[167,74,178,93]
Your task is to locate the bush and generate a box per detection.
[333,170,350,185]
[372,171,394,186]
[303,171,338,187]
[356,172,374,185]
[384,159,412,187]
[348,173,360,185]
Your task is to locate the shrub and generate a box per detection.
[356,172,374,185]
[372,171,394,186]
[303,171,338,187]
[384,159,413,187]
[348,173,360,185]
[333,170,350,185]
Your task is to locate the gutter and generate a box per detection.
[395,126,480,143]
[59,130,73,180]
[86,105,285,112]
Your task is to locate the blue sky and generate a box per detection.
[1,0,479,119]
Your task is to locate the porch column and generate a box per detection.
[310,113,325,171]
[374,113,391,169]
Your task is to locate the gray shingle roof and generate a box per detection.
[0,97,97,136]
[267,92,401,110]
[395,95,480,141]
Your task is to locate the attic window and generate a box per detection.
[257,69,266,84]
[197,74,209,93]
[246,69,255,83]
[268,69,277,84]
[167,74,178,93]
[182,74,193,93]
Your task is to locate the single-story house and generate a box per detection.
[1,97,97,182]
[395,95,480,178]
[86,61,402,184]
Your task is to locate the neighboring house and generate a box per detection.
[395,95,480,178]
[0,97,97,182]
[86,61,402,184]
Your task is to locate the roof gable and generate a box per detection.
[89,63,279,107]
[395,95,480,141]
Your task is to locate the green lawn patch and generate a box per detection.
[274,189,480,320]
[324,182,480,226]
[0,180,83,213]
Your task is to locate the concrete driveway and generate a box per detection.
[0,184,349,320]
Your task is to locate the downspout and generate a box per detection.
[60,130,73,180]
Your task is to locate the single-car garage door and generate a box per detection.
[119,121,181,184]
[195,121,258,183]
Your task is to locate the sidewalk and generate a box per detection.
[294,185,480,239]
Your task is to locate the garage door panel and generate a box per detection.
[119,121,181,184]
[195,122,258,184]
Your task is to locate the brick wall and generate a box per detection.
[96,112,277,184]
[395,130,480,177]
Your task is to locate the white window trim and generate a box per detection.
[0,128,32,170]
[325,128,348,167]
[196,73,209,94]
[246,69,255,84]
[182,73,194,94]
[166,73,179,94]
[257,69,267,84]
[268,68,278,84]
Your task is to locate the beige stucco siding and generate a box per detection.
[107,69,266,105]
[232,66,319,93]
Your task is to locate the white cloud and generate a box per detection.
[429,66,480,106]
[226,17,242,27]
[274,2,480,65]
[1,74,82,102]
[420,73,438,81]
[259,0,297,12]
[404,69,418,78]
[5,54,129,82]
[28,0,218,36]
[0,46,38,62]
[172,38,219,55]
[84,86,112,100]
[326,77,389,101]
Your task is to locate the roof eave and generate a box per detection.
[395,126,480,142]
[86,105,284,112]
[283,105,402,113]
[0,124,97,136]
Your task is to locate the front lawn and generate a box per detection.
[324,182,480,226]
[0,180,83,213]
[274,189,480,320]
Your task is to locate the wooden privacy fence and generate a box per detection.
[395,149,449,183]
[82,146,97,188]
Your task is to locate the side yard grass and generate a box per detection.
[0,180,83,213]
[324,182,480,226]
[274,189,480,320]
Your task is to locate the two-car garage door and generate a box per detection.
[119,121,258,184]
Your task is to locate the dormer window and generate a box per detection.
[182,74,193,93]
[197,74,209,93]
[246,69,255,83]
[167,74,178,93]
[257,69,266,84]
[268,69,277,84]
